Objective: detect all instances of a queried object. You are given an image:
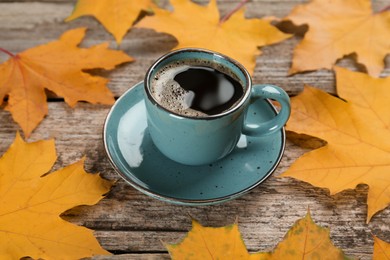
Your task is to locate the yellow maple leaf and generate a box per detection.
[66,0,153,44]
[136,0,291,74]
[263,210,349,259]
[281,66,390,222]
[0,133,112,259]
[285,0,390,77]
[0,27,132,138]
[166,219,266,259]
[166,210,348,259]
[373,236,390,260]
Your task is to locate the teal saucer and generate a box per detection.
[103,82,286,205]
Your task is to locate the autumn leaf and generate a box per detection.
[285,0,390,76]
[373,236,390,260]
[166,210,348,259]
[136,0,291,74]
[0,132,112,259]
[262,210,349,260]
[281,66,390,222]
[166,219,266,259]
[66,0,154,44]
[0,27,132,137]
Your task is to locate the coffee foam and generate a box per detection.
[150,59,242,117]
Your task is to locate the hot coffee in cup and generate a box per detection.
[144,48,291,165]
[150,59,244,117]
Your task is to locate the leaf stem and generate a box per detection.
[0,47,15,57]
[379,4,390,12]
[219,0,250,24]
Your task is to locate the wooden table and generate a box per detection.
[1,0,389,259]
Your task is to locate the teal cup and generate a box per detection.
[144,48,290,166]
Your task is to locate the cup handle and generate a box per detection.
[242,84,291,136]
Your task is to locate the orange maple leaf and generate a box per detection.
[285,0,390,76]
[0,133,113,259]
[281,66,390,222]
[373,236,390,260]
[136,0,291,74]
[66,0,153,44]
[166,210,349,259]
[0,27,132,137]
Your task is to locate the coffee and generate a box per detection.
[150,60,244,117]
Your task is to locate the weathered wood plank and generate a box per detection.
[1,1,389,98]
[1,102,389,259]
[93,254,170,260]
[1,1,390,259]
[65,179,388,259]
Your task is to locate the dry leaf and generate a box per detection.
[373,236,390,260]
[136,0,291,74]
[0,27,132,137]
[0,133,112,259]
[166,210,348,259]
[166,219,266,259]
[281,66,390,222]
[66,0,153,44]
[285,0,390,76]
[263,210,349,259]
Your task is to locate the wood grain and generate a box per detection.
[1,0,389,259]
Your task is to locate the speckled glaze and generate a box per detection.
[144,48,290,165]
[103,82,286,205]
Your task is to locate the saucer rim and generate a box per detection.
[103,81,286,205]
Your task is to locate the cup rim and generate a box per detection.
[144,48,252,119]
